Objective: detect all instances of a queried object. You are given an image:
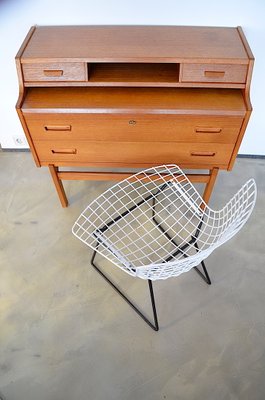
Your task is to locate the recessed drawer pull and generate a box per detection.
[204,70,225,78]
[44,125,72,131]
[191,151,216,157]
[129,120,137,125]
[43,69,64,77]
[195,127,222,133]
[51,149,77,155]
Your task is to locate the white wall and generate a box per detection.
[0,0,264,154]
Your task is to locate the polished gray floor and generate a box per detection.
[0,152,265,400]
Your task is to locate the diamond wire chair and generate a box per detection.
[72,164,257,331]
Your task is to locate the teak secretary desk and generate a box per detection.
[15,26,254,207]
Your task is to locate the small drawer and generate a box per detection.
[24,114,243,144]
[181,63,248,83]
[34,140,234,168]
[22,62,86,82]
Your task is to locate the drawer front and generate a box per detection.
[181,64,248,83]
[22,63,86,82]
[25,114,243,144]
[34,140,234,167]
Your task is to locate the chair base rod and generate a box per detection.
[91,250,159,331]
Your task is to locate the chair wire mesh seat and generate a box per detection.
[72,164,257,331]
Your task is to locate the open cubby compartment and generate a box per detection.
[87,63,180,85]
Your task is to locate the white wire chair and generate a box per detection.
[72,164,257,330]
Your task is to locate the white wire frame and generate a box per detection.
[72,164,257,281]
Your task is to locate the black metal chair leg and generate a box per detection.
[90,250,159,331]
[148,279,159,330]
[193,242,211,285]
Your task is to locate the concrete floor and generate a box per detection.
[0,151,265,400]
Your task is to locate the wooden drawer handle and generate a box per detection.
[44,125,72,131]
[191,151,216,157]
[195,127,222,133]
[204,70,225,78]
[43,69,64,77]
[51,149,77,155]
[129,120,137,125]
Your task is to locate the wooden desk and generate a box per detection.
[16,26,253,207]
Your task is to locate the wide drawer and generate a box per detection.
[22,62,87,82]
[25,114,243,144]
[34,140,234,167]
[181,63,248,83]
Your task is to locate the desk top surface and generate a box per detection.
[22,87,246,116]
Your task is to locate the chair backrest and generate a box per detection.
[200,178,257,250]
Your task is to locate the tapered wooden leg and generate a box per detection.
[202,167,219,205]
[48,165,68,207]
